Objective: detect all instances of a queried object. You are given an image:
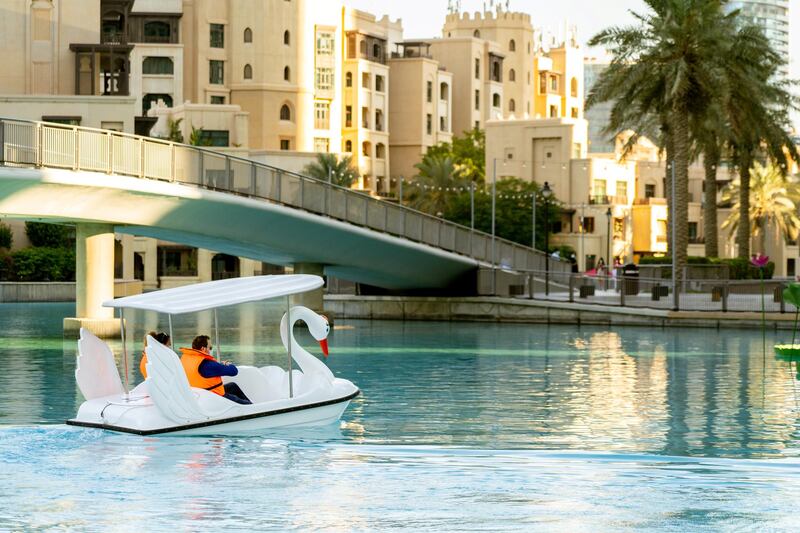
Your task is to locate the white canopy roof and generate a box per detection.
[104,274,324,314]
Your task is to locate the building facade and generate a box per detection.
[726,1,789,77]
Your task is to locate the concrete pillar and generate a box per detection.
[120,234,135,280]
[198,248,214,282]
[240,258,257,277]
[291,262,325,312]
[64,224,119,338]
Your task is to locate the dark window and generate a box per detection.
[473,29,480,38]
[474,58,480,79]
[509,39,515,52]
[210,96,225,104]
[142,93,173,114]
[645,184,656,198]
[280,139,290,150]
[492,93,500,107]
[199,130,229,147]
[583,217,595,233]
[210,23,224,48]
[280,104,291,121]
[426,114,432,135]
[427,81,432,103]
[345,140,352,152]
[243,64,253,79]
[509,69,515,82]
[509,99,515,112]
[376,75,385,92]
[376,143,386,159]
[375,110,383,131]
[688,222,698,241]
[209,60,224,84]
[142,56,173,75]
[345,72,352,87]
[345,106,352,127]
[475,90,480,110]
[788,258,796,277]
[284,30,290,45]
[284,66,290,81]
[244,27,252,43]
[143,21,171,43]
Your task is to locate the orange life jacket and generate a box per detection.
[180,347,225,396]
[140,352,148,379]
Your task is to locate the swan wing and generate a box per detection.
[75,328,125,400]
[145,338,207,424]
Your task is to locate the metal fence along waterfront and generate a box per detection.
[0,118,569,279]
[515,269,796,313]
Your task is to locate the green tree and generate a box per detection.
[408,154,466,216]
[166,118,184,143]
[721,162,800,255]
[0,222,12,250]
[188,126,211,146]
[425,127,485,185]
[444,178,561,251]
[25,222,72,248]
[302,153,359,187]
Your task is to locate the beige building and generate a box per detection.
[387,42,453,181]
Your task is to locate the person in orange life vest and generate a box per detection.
[140,331,171,379]
[180,334,251,405]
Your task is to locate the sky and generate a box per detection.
[345,0,799,75]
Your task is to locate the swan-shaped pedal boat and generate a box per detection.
[66,275,359,436]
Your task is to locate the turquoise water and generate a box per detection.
[1,303,799,531]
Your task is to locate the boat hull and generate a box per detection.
[66,389,359,436]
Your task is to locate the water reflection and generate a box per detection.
[0,303,798,458]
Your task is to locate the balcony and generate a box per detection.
[589,195,627,205]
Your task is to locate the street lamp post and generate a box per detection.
[606,207,612,288]
[542,181,552,296]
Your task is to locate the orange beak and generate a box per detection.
[319,339,329,358]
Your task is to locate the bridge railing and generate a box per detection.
[0,118,569,275]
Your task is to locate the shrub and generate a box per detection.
[637,255,774,279]
[0,222,12,250]
[25,222,72,248]
[11,247,75,281]
[0,252,12,281]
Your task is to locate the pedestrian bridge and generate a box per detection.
[0,117,564,291]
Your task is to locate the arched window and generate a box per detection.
[362,141,371,157]
[244,27,252,43]
[345,72,353,87]
[283,30,290,45]
[473,29,480,38]
[345,140,352,152]
[509,39,516,52]
[143,21,170,43]
[440,82,448,101]
[142,93,173,114]
[571,77,578,97]
[142,56,174,75]
[373,43,381,58]
[283,66,290,81]
[509,99,516,112]
[243,64,252,79]
[509,69,516,82]
[280,104,291,121]
[492,93,501,108]
[376,143,386,159]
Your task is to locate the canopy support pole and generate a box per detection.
[168,314,174,350]
[119,308,129,399]
[287,296,293,399]
[213,309,220,361]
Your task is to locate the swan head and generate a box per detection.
[306,311,331,358]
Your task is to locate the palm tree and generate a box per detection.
[302,153,358,188]
[588,0,733,281]
[410,154,465,216]
[719,22,798,258]
[721,162,800,255]
[691,107,725,258]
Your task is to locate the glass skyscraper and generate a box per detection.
[726,0,790,76]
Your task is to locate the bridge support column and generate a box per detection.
[291,262,325,313]
[64,224,118,338]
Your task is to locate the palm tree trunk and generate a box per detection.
[703,144,719,258]
[736,151,752,258]
[672,107,690,284]
[664,130,674,255]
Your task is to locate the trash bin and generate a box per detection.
[622,263,639,295]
